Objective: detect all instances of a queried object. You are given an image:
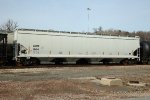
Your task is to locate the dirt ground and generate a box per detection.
[0,65,150,100]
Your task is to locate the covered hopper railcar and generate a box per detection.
[140,41,150,64]
[9,29,140,65]
[0,33,7,65]
[0,32,15,66]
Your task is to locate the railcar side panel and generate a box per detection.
[14,29,140,64]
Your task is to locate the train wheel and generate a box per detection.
[131,59,137,65]
[128,60,133,65]
[76,59,90,65]
[16,61,22,67]
[31,58,40,66]
[103,61,109,65]
[133,59,137,65]
[147,61,150,64]
[22,59,31,66]
[121,59,128,65]
[55,61,63,65]
[52,58,66,65]
[101,59,112,65]
[121,59,136,65]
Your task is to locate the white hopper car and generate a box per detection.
[13,29,140,65]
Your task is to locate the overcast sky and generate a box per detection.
[0,0,150,32]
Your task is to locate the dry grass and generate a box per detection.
[0,65,150,100]
[0,80,108,100]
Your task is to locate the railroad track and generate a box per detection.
[0,63,140,69]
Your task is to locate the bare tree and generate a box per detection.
[93,26,103,35]
[136,31,150,41]
[93,26,150,40]
[0,19,18,32]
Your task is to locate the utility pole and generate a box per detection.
[87,8,91,34]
